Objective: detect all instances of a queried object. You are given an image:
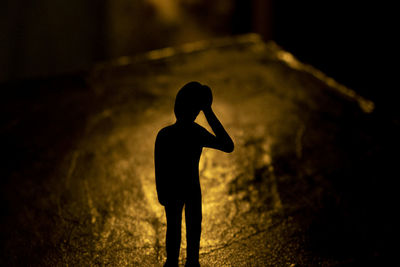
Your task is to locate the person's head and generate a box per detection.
[174,81,212,122]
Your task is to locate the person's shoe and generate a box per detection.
[164,260,179,267]
[184,260,200,267]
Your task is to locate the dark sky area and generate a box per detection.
[1,0,396,104]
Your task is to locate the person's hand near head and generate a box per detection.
[200,85,213,112]
[197,84,234,153]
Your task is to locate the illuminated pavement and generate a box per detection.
[1,35,398,266]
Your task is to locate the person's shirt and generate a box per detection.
[154,121,214,204]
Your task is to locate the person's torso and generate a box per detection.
[158,122,204,190]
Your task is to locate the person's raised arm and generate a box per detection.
[202,105,234,153]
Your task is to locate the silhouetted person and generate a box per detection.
[155,82,234,267]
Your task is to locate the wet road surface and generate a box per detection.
[1,35,398,266]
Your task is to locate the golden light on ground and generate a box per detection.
[77,90,285,265]
[2,36,379,266]
[63,36,374,264]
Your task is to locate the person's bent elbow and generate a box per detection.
[223,140,234,153]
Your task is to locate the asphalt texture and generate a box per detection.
[1,35,399,266]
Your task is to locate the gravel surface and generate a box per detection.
[1,35,397,266]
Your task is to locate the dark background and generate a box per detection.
[1,0,397,104]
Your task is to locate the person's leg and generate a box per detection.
[164,201,184,267]
[185,194,202,266]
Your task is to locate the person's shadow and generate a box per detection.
[155,82,234,267]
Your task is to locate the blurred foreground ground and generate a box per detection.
[1,35,399,266]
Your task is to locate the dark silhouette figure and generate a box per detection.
[155,82,234,267]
